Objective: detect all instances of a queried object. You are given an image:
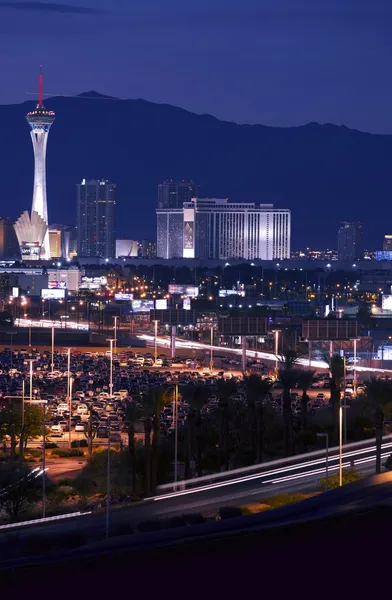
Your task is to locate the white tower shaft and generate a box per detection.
[30,129,50,258]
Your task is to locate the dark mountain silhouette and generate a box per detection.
[2,91,391,249]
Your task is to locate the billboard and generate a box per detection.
[114,293,134,301]
[219,289,246,297]
[382,295,392,311]
[150,309,197,325]
[21,243,40,258]
[132,299,154,313]
[41,288,66,300]
[168,284,199,297]
[183,297,191,310]
[12,287,19,298]
[80,276,107,290]
[218,317,270,335]
[48,280,67,289]
[302,320,359,341]
[155,299,168,310]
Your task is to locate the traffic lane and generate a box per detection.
[156,436,392,494]
[0,455,388,562]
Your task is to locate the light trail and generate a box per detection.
[138,334,392,374]
[149,441,392,501]
[15,318,89,331]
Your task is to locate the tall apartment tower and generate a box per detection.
[337,222,364,261]
[158,180,198,209]
[77,179,116,257]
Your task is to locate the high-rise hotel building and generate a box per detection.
[157,198,290,260]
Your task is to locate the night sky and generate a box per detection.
[0,0,389,133]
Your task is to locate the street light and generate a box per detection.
[51,326,55,374]
[153,319,159,363]
[173,384,179,489]
[66,348,72,449]
[209,324,214,373]
[113,316,118,354]
[339,403,343,487]
[107,339,114,398]
[272,330,280,374]
[68,377,73,450]
[316,433,329,490]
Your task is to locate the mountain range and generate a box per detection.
[2,91,392,249]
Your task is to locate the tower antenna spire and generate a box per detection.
[39,65,43,106]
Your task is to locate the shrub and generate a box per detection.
[137,519,162,533]
[108,523,134,537]
[70,449,84,457]
[53,533,86,549]
[51,449,84,458]
[320,468,363,491]
[181,513,206,525]
[163,516,187,529]
[71,439,88,448]
[219,506,243,520]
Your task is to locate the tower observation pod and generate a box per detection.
[25,68,55,259]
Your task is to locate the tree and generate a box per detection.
[0,462,41,520]
[297,370,316,431]
[182,384,210,477]
[278,350,300,456]
[365,377,392,473]
[84,406,97,457]
[327,354,345,444]
[124,400,140,496]
[0,403,44,456]
[216,379,237,471]
[244,374,272,463]
[147,386,171,495]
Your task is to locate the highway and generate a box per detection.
[138,333,392,375]
[1,435,390,554]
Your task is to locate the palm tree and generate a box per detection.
[145,386,171,495]
[297,369,315,431]
[326,354,345,444]
[182,384,209,478]
[142,413,152,496]
[216,379,237,471]
[244,374,272,463]
[365,377,392,473]
[124,400,140,496]
[278,349,300,456]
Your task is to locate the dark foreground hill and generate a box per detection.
[2,91,391,248]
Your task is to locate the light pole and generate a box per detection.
[339,403,343,487]
[317,432,329,490]
[107,339,114,398]
[106,419,111,539]
[153,319,159,363]
[68,377,73,450]
[351,338,359,393]
[173,384,179,489]
[209,324,214,373]
[51,326,55,374]
[20,378,25,460]
[113,316,118,354]
[273,330,280,375]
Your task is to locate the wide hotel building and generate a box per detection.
[157,198,290,260]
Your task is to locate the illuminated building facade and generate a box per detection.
[157,198,290,260]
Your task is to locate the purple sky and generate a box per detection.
[0,0,389,133]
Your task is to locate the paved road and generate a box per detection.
[1,435,390,550]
